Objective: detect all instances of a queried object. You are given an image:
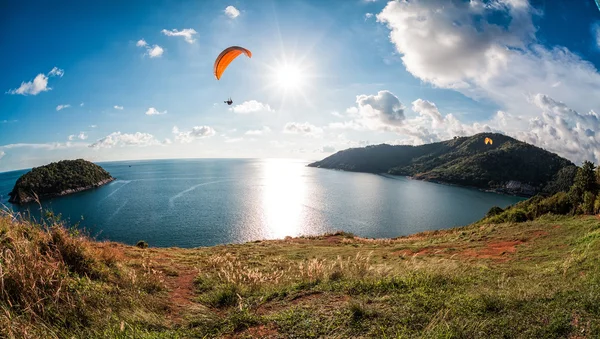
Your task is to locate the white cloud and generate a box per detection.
[68,135,75,141]
[78,132,88,140]
[161,28,197,44]
[56,104,71,111]
[594,23,600,49]
[374,0,600,163]
[230,100,273,114]
[89,132,163,149]
[283,122,323,136]
[224,5,240,18]
[89,125,97,128]
[1,142,85,151]
[245,126,271,135]
[80,102,84,107]
[114,105,124,110]
[365,13,373,20]
[147,45,164,58]
[145,107,166,115]
[48,67,64,78]
[356,90,405,126]
[0,151,4,160]
[321,145,336,153]
[172,125,216,143]
[136,39,147,47]
[6,67,64,96]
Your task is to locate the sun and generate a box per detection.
[274,63,305,90]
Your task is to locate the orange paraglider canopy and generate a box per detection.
[484,137,493,145]
[213,46,252,80]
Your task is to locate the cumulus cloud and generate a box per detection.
[56,104,71,111]
[114,105,124,110]
[372,0,600,162]
[89,132,163,149]
[230,100,273,114]
[356,90,405,126]
[161,28,197,44]
[147,45,164,58]
[224,5,240,18]
[283,122,323,136]
[68,132,87,141]
[145,107,166,115]
[506,93,600,164]
[137,39,164,58]
[331,111,343,117]
[172,125,216,143]
[245,126,271,135]
[6,67,64,95]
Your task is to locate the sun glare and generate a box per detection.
[275,64,305,90]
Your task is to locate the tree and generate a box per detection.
[574,161,597,195]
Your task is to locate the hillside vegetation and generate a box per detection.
[3,208,600,337]
[8,159,114,204]
[481,160,600,224]
[308,133,574,196]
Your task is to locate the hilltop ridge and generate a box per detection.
[308,133,575,196]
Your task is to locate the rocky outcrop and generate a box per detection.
[8,178,115,204]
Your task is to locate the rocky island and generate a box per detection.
[8,159,115,204]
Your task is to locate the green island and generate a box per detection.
[308,132,575,197]
[8,159,115,205]
[3,156,600,338]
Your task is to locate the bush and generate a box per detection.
[529,192,572,218]
[486,206,504,218]
[594,195,600,214]
[582,191,596,215]
[136,240,149,249]
[505,208,528,223]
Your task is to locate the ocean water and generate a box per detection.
[0,158,526,248]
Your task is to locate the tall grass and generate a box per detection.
[0,208,167,338]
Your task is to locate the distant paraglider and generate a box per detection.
[214,46,252,105]
[484,137,493,145]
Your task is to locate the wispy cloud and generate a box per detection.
[0,142,86,150]
[172,125,216,143]
[230,100,273,114]
[56,104,71,111]
[224,5,240,18]
[245,126,271,135]
[6,67,64,96]
[89,132,166,149]
[80,102,84,107]
[89,125,97,128]
[145,107,166,115]
[0,120,17,124]
[68,132,87,141]
[283,122,323,136]
[161,28,197,44]
[114,105,124,110]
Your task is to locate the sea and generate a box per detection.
[0,158,526,248]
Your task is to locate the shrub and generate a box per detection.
[486,206,504,218]
[594,195,600,214]
[136,240,149,249]
[582,191,596,215]
[505,208,528,223]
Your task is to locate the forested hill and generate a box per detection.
[308,133,575,196]
[8,159,115,204]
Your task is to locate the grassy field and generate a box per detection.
[3,212,600,338]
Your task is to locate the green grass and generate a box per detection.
[3,211,600,338]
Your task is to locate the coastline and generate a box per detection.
[8,177,116,205]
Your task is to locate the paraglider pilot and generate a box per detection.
[224,98,233,105]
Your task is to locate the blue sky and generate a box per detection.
[1,0,600,172]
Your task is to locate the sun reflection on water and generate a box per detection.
[260,159,307,239]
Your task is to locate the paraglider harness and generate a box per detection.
[224,98,233,105]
